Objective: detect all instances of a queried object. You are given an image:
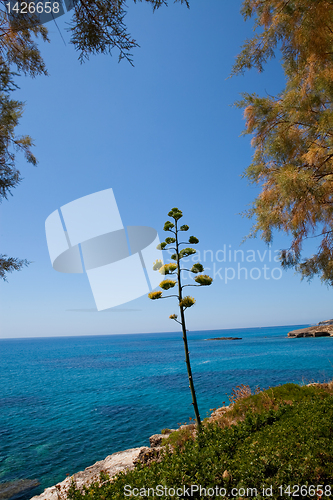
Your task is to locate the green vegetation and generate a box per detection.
[67,382,333,500]
[148,208,213,430]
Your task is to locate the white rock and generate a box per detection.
[30,447,149,500]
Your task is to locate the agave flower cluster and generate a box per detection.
[148,207,213,317]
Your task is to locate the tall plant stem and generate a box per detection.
[175,219,202,431]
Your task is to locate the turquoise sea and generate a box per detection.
[0,325,333,498]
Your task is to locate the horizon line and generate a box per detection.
[0,323,314,340]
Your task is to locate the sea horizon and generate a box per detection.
[0,322,315,340]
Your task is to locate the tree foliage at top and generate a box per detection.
[69,0,189,63]
[233,0,333,285]
[0,3,49,279]
[0,0,189,280]
[0,2,48,199]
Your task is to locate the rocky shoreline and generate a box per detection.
[29,409,233,500]
[29,447,150,500]
[25,375,331,499]
[28,429,179,500]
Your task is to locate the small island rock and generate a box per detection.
[206,337,242,341]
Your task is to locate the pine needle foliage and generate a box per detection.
[233,0,333,285]
[0,5,48,281]
[68,0,189,64]
[148,207,213,430]
[0,254,29,281]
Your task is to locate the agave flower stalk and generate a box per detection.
[148,208,213,431]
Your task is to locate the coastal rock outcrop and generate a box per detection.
[133,430,177,466]
[288,323,333,338]
[209,405,231,420]
[148,431,175,448]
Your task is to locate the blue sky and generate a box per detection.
[0,0,331,338]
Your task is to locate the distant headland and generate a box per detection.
[288,320,333,338]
